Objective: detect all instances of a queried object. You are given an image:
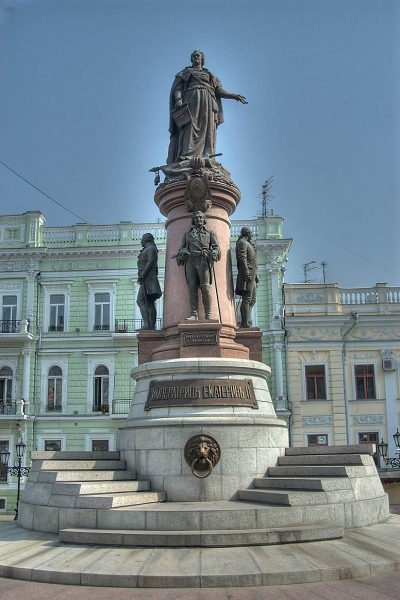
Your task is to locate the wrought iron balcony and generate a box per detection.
[45,404,62,412]
[114,318,163,333]
[0,320,21,333]
[0,401,17,415]
[111,399,132,415]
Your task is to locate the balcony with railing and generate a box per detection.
[114,318,163,334]
[0,401,17,415]
[0,320,34,337]
[284,283,400,316]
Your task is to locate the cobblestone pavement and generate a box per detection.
[0,572,400,600]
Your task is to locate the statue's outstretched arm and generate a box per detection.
[217,88,248,104]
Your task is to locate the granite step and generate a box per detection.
[34,460,127,471]
[59,523,344,547]
[51,480,150,496]
[37,469,137,483]
[278,454,367,466]
[268,465,356,478]
[253,477,352,491]
[238,488,328,506]
[74,490,166,509]
[91,501,317,531]
[31,451,121,461]
[285,444,375,456]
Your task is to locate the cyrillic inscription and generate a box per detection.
[182,332,218,346]
[145,379,257,410]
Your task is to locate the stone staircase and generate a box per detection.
[19,451,166,533]
[238,445,381,508]
[19,445,389,549]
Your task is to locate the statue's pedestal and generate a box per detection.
[155,180,240,328]
[118,358,288,502]
[137,321,258,363]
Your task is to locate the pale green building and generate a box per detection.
[0,210,291,514]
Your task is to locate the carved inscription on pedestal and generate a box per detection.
[182,331,218,346]
[145,378,257,410]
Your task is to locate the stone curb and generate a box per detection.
[0,516,399,588]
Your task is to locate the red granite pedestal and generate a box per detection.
[138,179,262,363]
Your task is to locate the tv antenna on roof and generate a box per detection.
[301,261,316,283]
[321,261,329,283]
[261,176,274,217]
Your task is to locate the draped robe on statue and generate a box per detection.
[167,68,224,164]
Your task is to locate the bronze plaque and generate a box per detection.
[145,379,257,411]
[182,331,218,346]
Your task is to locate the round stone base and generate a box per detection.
[118,358,289,502]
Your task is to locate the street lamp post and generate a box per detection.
[0,441,30,520]
[378,429,400,469]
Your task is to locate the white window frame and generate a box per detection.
[304,431,331,446]
[37,434,67,452]
[87,281,117,332]
[40,358,68,413]
[302,362,330,401]
[0,285,22,331]
[86,356,115,413]
[351,362,379,401]
[0,435,19,484]
[85,433,115,451]
[0,361,17,404]
[42,282,72,333]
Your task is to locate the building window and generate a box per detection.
[49,294,65,331]
[0,366,12,404]
[93,365,109,412]
[47,366,62,411]
[307,434,328,446]
[92,439,109,451]
[305,365,326,400]
[358,432,379,465]
[1,295,18,332]
[42,283,71,334]
[0,441,9,482]
[94,293,110,330]
[44,439,62,451]
[355,365,375,399]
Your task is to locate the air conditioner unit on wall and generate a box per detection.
[382,358,397,371]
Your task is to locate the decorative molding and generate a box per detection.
[289,328,341,341]
[353,415,384,425]
[351,329,400,341]
[302,416,332,426]
[350,353,376,359]
[381,349,395,359]
[0,281,22,291]
[296,294,325,303]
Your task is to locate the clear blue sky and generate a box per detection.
[0,0,399,287]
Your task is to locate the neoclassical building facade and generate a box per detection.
[284,282,400,504]
[0,210,290,514]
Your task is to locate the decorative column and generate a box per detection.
[274,342,284,398]
[20,349,31,415]
[25,257,38,323]
[382,350,398,457]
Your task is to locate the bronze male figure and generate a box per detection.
[235,226,258,328]
[174,211,221,320]
[137,233,162,330]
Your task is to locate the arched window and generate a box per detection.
[0,366,13,405]
[93,365,109,412]
[47,366,62,412]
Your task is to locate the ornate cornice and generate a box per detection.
[302,416,332,426]
[289,328,341,341]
